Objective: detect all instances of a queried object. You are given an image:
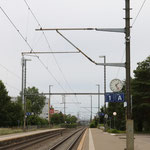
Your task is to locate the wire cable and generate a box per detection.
[132,0,147,26]
[23,0,75,93]
[0,63,21,80]
[42,32,75,92]
[5,82,20,92]
[82,107,97,115]
[0,6,66,92]
[116,0,147,77]
[25,6,30,41]
[56,30,97,65]
[0,6,33,52]
[23,0,80,102]
[37,57,67,92]
[0,62,33,88]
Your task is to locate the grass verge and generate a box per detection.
[0,128,24,135]
[107,128,125,134]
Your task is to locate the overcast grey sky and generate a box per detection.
[0,0,149,120]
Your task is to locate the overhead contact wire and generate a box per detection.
[0,6,66,92]
[132,0,147,26]
[23,0,81,104]
[24,0,76,94]
[0,6,33,52]
[5,82,20,92]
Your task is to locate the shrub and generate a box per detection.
[107,128,125,133]
[90,123,96,128]
[107,129,119,133]
[61,123,77,128]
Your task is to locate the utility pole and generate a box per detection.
[125,0,134,149]
[99,56,106,129]
[104,56,106,111]
[23,59,27,130]
[48,85,53,125]
[21,56,31,130]
[96,84,100,124]
[99,56,106,112]
[21,56,25,108]
[96,84,100,112]
[62,95,66,115]
[90,95,92,122]
[21,56,25,130]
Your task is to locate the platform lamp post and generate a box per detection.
[113,112,117,129]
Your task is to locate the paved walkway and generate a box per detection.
[82,128,150,150]
[83,128,125,150]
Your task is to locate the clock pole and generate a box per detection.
[125,0,134,149]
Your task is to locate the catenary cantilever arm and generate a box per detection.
[56,30,98,65]
[56,30,125,67]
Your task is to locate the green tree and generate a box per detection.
[107,103,125,130]
[99,107,105,124]
[90,116,98,128]
[18,87,46,115]
[132,56,150,132]
[7,101,24,126]
[50,112,64,125]
[27,115,48,126]
[70,115,77,124]
[65,114,77,124]
[0,80,11,126]
[0,80,23,127]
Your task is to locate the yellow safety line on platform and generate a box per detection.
[77,128,88,150]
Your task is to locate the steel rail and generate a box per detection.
[15,133,60,150]
[48,127,86,150]
[66,128,86,150]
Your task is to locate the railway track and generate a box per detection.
[0,129,65,150]
[49,127,86,150]
[0,127,86,150]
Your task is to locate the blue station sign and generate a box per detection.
[26,112,31,116]
[105,92,125,102]
[98,112,105,116]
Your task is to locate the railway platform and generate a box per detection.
[0,127,84,150]
[81,128,150,150]
[0,128,64,143]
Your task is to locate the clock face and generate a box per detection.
[110,79,123,92]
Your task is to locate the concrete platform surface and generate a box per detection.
[0,128,64,142]
[82,128,150,150]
